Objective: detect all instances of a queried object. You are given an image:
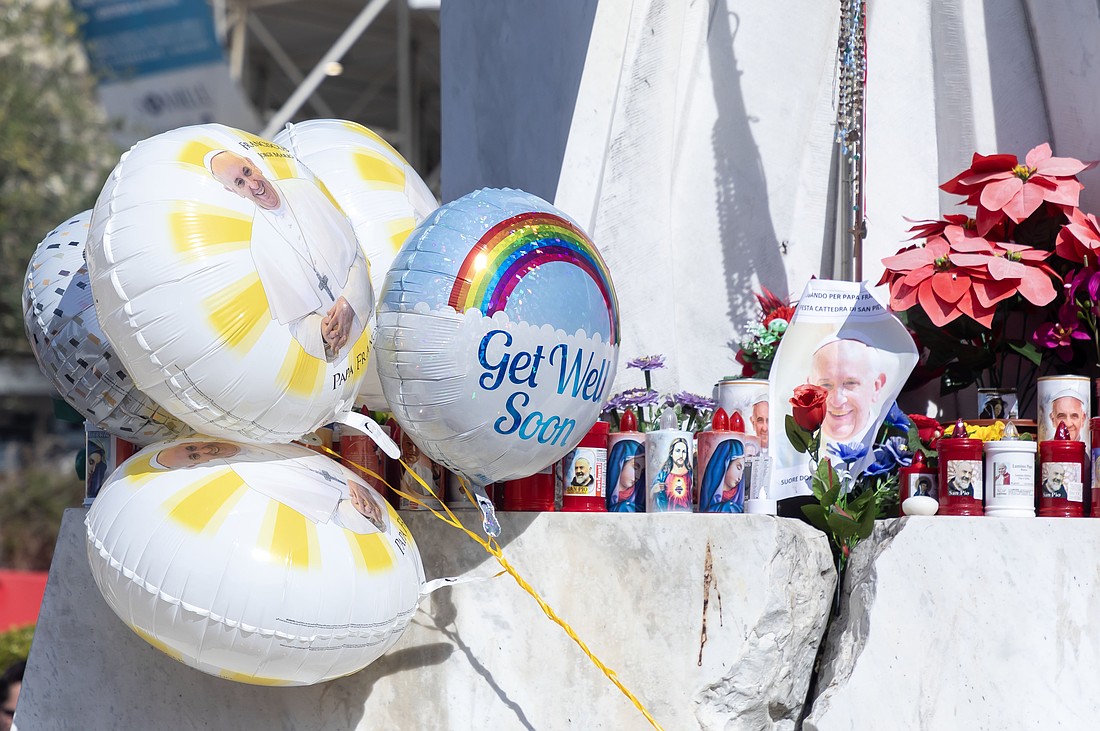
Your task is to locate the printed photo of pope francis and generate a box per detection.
[204,148,371,363]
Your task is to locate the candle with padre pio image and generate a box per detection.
[561,420,609,512]
[646,410,694,512]
[697,409,760,513]
[937,419,984,517]
[1038,422,1086,518]
[607,409,645,512]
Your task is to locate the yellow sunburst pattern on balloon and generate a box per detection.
[258,501,321,570]
[344,530,394,573]
[276,341,325,397]
[163,468,249,534]
[352,148,406,192]
[170,202,253,262]
[203,273,272,354]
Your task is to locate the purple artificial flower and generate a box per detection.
[668,391,718,411]
[1067,266,1100,304]
[603,388,660,413]
[1032,303,1090,361]
[626,354,666,372]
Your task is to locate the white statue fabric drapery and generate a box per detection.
[554,0,1100,399]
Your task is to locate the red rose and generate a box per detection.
[908,413,942,446]
[790,384,827,432]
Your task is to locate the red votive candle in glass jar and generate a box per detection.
[937,419,984,516]
[898,451,938,516]
[1038,421,1086,518]
[562,420,610,512]
[502,465,555,511]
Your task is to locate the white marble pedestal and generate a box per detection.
[805,516,1100,730]
[18,509,834,731]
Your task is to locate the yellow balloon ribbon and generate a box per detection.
[317,443,665,731]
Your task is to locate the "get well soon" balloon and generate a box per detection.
[86,124,374,443]
[374,188,620,486]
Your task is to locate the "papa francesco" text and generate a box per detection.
[477,329,609,446]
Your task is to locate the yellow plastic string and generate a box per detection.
[319,443,665,731]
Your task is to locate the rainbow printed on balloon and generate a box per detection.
[447,212,619,344]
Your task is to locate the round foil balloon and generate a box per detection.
[86,438,425,686]
[274,119,438,408]
[375,188,620,485]
[87,124,374,443]
[22,210,187,444]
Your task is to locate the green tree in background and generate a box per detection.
[0,0,117,355]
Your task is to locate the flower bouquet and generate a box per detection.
[788,384,935,568]
[735,288,797,378]
[879,143,1100,407]
[601,355,717,433]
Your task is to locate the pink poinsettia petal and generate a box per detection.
[1064,222,1100,247]
[1033,154,1092,177]
[1024,143,1052,169]
[890,281,921,311]
[883,246,937,272]
[902,264,935,287]
[981,177,1023,211]
[956,290,995,327]
[1042,178,1084,207]
[986,255,1027,280]
[1016,269,1058,306]
[1002,182,1046,222]
[973,276,1019,308]
[931,271,971,303]
[917,279,961,327]
[949,253,993,268]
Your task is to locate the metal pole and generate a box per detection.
[396,0,417,167]
[248,15,336,118]
[262,0,392,138]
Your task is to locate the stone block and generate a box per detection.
[18,509,834,730]
[805,517,1100,730]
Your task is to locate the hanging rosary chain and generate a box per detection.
[836,0,868,269]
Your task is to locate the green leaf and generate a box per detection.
[857,498,877,539]
[1007,340,1043,367]
[826,510,862,540]
[785,414,811,454]
[850,487,877,511]
[815,460,841,506]
[801,504,830,534]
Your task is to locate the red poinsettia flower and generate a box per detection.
[902,214,973,241]
[881,224,1059,327]
[941,143,1095,236]
[1055,207,1100,265]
